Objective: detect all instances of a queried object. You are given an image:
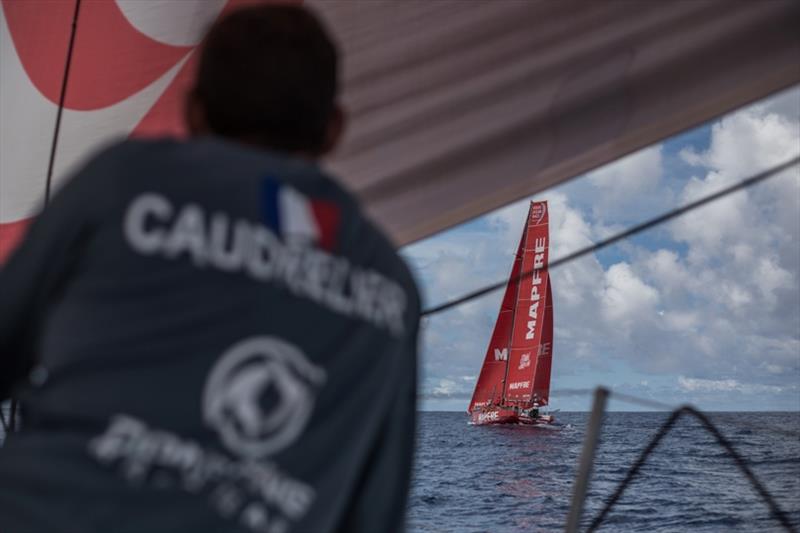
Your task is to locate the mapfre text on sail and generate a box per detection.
[525,236,547,341]
[123,193,407,337]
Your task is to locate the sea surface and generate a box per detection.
[407,411,800,533]
[2,410,798,531]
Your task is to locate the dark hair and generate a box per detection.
[194,5,338,153]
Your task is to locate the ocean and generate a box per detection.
[408,411,800,533]
[2,410,798,531]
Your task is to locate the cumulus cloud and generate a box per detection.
[588,145,662,192]
[657,98,800,384]
[566,144,675,227]
[601,262,660,330]
[678,376,785,395]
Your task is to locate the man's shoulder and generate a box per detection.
[90,137,269,171]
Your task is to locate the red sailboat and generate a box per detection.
[468,201,555,426]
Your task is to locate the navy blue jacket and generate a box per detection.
[0,138,420,533]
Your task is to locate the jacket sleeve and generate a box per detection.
[0,145,119,400]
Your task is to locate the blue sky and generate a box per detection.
[403,86,800,412]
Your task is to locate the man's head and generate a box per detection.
[187,5,343,158]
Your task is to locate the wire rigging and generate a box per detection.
[44,0,82,204]
[585,405,798,533]
[5,0,83,437]
[422,155,800,317]
[549,387,800,441]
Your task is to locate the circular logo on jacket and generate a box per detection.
[203,336,326,458]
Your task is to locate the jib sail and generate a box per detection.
[467,229,524,413]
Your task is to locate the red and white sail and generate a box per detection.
[503,202,552,407]
[468,201,553,417]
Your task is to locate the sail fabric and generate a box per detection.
[503,202,550,405]
[467,228,524,413]
[0,0,268,262]
[531,283,554,406]
[2,0,799,263]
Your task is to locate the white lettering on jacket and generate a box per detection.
[123,193,407,336]
[124,193,173,254]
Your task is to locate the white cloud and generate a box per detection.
[602,262,660,330]
[678,376,785,395]
[432,379,458,396]
[643,249,688,294]
[682,109,799,178]
[576,144,673,224]
[671,106,800,264]
[587,145,662,196]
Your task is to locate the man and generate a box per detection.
[0,5,419,533]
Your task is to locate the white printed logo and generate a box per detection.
[203,336,326,458]
[518,352,531,370]
[477,411,499,423]
[494,348,508,361]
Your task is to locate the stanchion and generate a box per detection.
[565,387,609,533]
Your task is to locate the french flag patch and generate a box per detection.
[261,177,340,251]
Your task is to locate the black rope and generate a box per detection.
[422,155,800,317]
[586,406,798,533]
[44,0,82,203]
[4,0,83,441]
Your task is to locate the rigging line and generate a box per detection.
[421,155,800,317]
[607,392,800,439]
[6,0,84,442]
[44,0,82,204]
[586,406,798,533]
[549,388,800,439]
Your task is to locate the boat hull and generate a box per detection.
[469,406,555,426]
